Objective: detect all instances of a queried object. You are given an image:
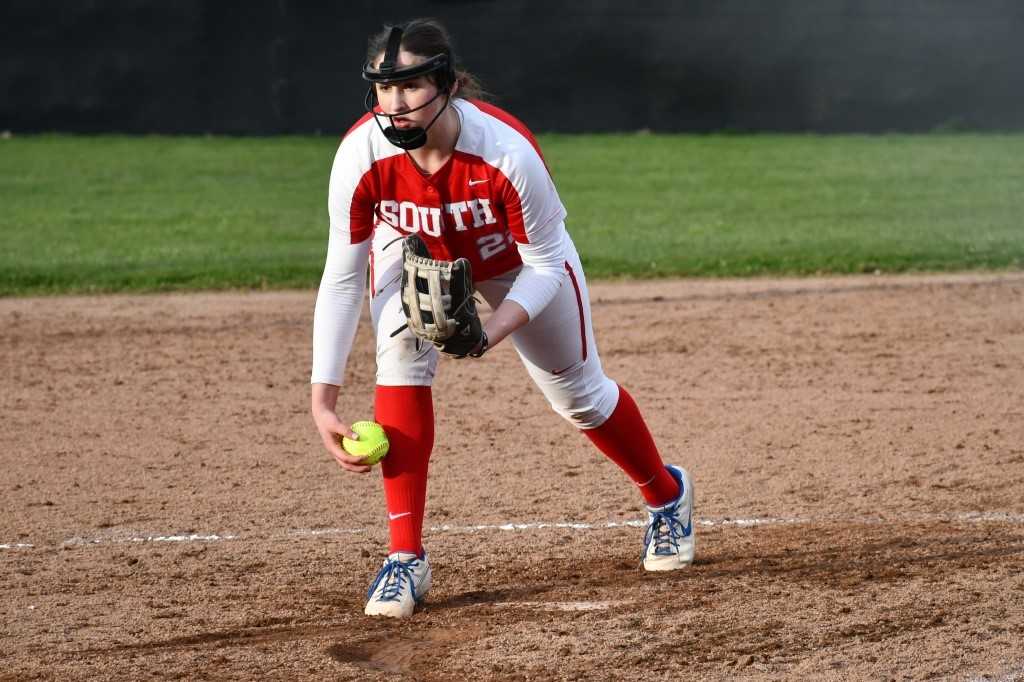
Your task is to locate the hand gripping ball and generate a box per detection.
[342,421,390,465]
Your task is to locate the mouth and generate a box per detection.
[392,116,414,128]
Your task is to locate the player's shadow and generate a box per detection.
[425,584,553,612]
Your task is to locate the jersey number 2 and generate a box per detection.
[477,233,514,260]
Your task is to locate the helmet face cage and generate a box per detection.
[362,25,457,150]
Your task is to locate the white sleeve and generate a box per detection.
[310,235,370,385]
[504,221,571,320]
[493,134,570,320]
[310,135,376,386]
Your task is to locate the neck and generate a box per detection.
[407,103,459,173]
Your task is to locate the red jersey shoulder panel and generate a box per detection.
[454,100,567,247]
[329,115,401,245]
[342,111,375,141]
[468,99,548,165]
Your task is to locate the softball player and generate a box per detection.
[311,18,694,618]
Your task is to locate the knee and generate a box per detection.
[549,376,619,429]
[560,405,607,429]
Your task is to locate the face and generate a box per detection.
[373,50,446,129]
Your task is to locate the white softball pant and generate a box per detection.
[368,223,619,429]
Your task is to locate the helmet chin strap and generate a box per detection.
[361,25,456,150]
[364,87,451,151]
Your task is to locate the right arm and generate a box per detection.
[310,132,378,473]
[310,231,373,473]
[311,382,371,473]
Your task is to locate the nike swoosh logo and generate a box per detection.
[468,179,488,186]
[551,359,583,376]
[388,512,411,521]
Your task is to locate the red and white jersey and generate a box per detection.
[312,99,574,386]
[329,99,567,281]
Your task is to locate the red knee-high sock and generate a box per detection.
[374,385,434,555]
[583,385,679,507]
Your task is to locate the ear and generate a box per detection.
[450,76,460,98]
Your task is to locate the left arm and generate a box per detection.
[485,220,571,350]
[483,135,572,350]
[483,297,530,348]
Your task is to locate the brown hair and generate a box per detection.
[366,18,486,100]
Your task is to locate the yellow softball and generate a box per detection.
[342,421,389,465]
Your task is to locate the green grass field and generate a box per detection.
[1,133,1021,295]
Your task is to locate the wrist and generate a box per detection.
[311,383,340,416]
[482,299,529,348]
[469,330,489,358]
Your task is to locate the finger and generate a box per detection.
[322,430,371,467]
[319,429,350,462]
[317,419,369,471]
[322,435,371,473]
[333,452,372,473]
[327,421,359,441]
[329,430,362,456]
[332,445,371,466]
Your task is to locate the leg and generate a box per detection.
[364,224,436,616]
[369,223,438,555]
[375,385,433,556]
[479,246,694,570]
[581,385,680,507]
[478,249,679,507]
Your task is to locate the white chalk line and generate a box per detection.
[491,600,628,612]
[3,511,1024,552]
[61,533,238,546]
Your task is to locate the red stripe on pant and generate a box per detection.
[564,261,588,363]
[369,248,376,298]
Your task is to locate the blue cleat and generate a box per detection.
[642,465,695,571]
[364,550,432,618]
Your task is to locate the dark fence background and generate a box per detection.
[2,0,1023,134]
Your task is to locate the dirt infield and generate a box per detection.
[2,273,1023,681]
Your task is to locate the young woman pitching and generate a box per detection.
[311,18,694,618]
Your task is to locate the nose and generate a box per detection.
[383,89,408,115]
